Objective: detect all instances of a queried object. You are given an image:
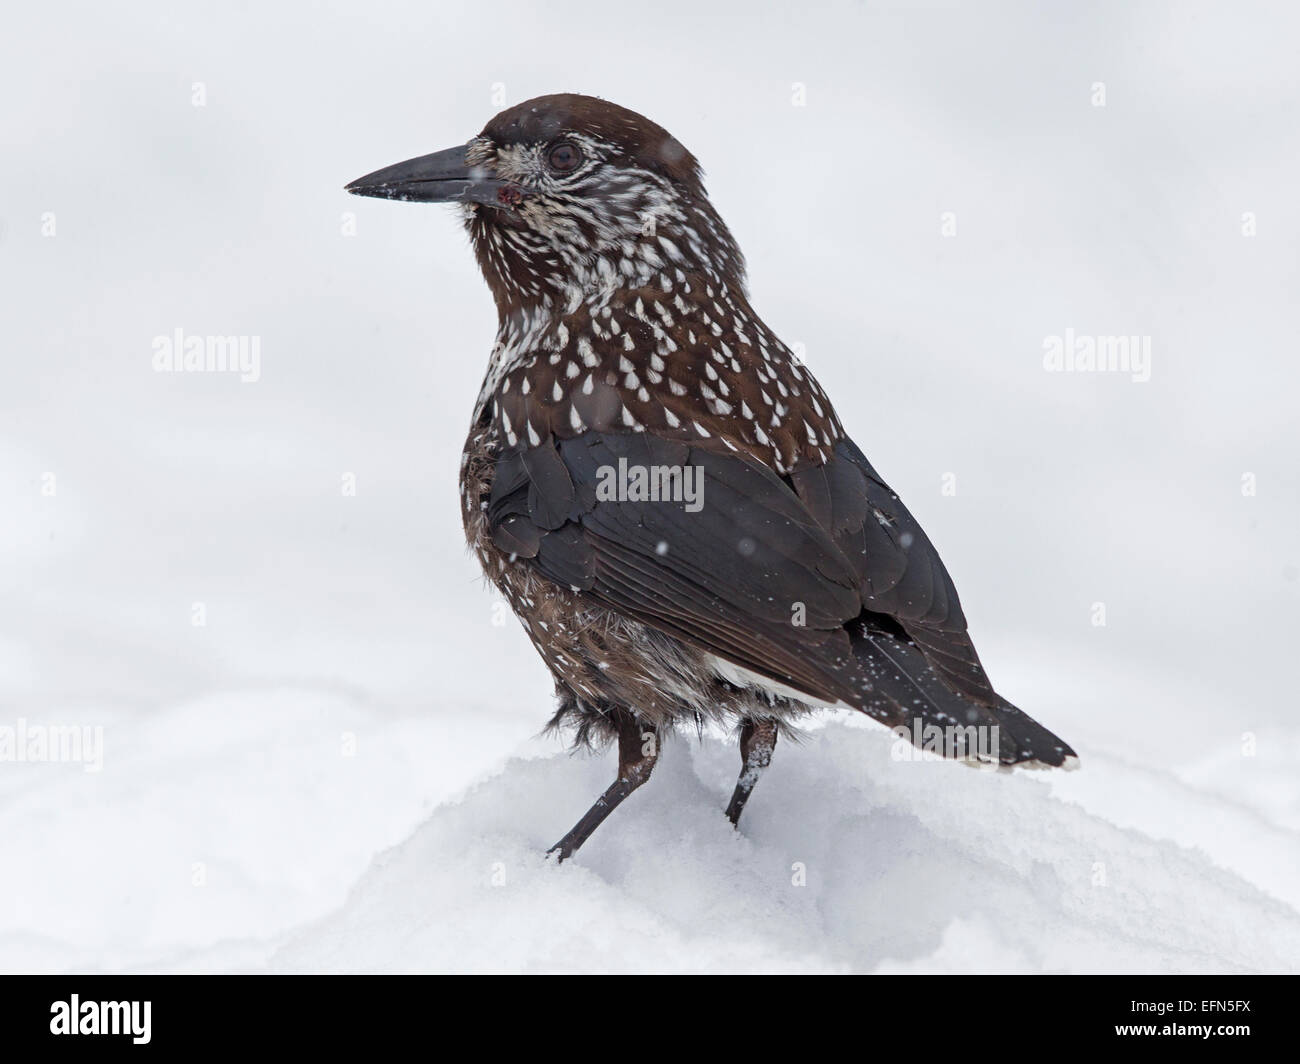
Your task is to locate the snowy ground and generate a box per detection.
[2,1,1298,973]
[5,697,1298,974]
[269,721,1300,975]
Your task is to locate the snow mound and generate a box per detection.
[269,723,1300,974]
[0,689,522,973]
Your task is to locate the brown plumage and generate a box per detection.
[347,93,1077,860]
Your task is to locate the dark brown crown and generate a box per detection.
[481,94,703,194]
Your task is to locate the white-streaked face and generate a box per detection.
[464,129,743,306]
[469,133,683,247]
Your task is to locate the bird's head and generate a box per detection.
[346,94,745,317]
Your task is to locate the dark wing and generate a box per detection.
[487,429,1075,765]
[791,438,1000,703]
[488,431,868,705]
[792,438,1075,764]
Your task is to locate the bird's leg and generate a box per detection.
[725,718,778,827]
[548,708,658,862]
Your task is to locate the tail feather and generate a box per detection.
[846,620,1076,768]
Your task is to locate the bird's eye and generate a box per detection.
[546,141,582,173]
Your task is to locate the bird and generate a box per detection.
[346,94,1077,861]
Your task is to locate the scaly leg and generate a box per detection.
[548,709,658,862]
[725,718,777,826]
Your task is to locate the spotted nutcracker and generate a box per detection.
[346,94,1076,860]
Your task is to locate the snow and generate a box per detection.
[5,693,1298,973]
[2,0,1299,973]
[268,722,1300,974]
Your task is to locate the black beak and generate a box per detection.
[344,144,507,206]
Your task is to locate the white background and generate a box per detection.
[1,0,1297,972]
